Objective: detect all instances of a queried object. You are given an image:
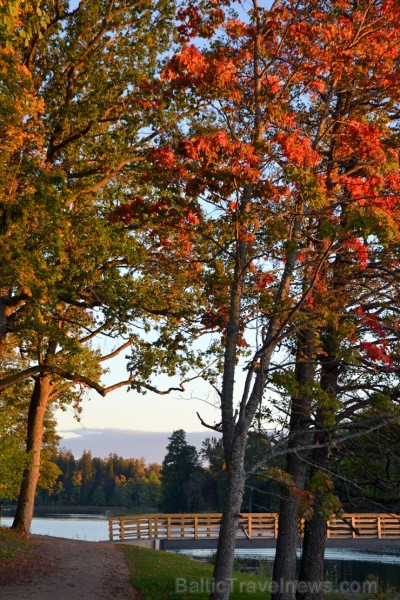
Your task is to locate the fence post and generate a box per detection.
[377,515,382,539]
[167,516,171,539]
[154,515,159,539]
[247,515,252,540]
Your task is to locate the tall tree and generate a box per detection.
[160,429,200,512]
[155,2,400,598]
[0,0,205,537]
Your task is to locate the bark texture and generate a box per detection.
[296,334,339,600]
[211,447,246,600]
[296,505,328,600]
[12,374,53,538]
[272,332,315,600]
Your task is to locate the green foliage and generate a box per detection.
[335,413,400,511]
[0,380,28,499]
[306,471,342,521]
[35,450,162,510]
[0,0,207,402]
[160,430,201,512]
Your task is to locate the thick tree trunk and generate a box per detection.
[210,436,247,600]
[296,437,330,600]
[12,374,53,538]
[272,333,315,600]
[296,333,339,600]
[296,504,328,600]
[272,439,308,600]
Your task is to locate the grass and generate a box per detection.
[0,526,30,563]
[122,545,271,599]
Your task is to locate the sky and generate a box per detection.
[55,353,222,462]
[57,428,220,464]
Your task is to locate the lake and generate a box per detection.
[0,515,109,542]
[1,514,399,591]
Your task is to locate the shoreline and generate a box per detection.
[159,537,400,552]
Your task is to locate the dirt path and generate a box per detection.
[0,535,136,600]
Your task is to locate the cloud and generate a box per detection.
[58,428,220,464]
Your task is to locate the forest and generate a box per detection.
[1,1,400,599]
[4,428,399,518]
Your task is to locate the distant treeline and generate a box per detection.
[4,428,394,514]
[25,431,281,513]
[35,449,162,510]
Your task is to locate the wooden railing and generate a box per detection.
[108,513,400,542]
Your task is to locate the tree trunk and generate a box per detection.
[211,437,247,600]
[12,374,53,538]
[296,333,339,600]
[296,504,327,600]
[272,428,309,600]
[296,437,330,600]
[272,332,315,600]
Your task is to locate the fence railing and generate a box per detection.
[108,512,400,542]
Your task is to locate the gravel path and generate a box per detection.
[0,535,136,600]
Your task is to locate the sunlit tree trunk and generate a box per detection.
[12,374,54,538]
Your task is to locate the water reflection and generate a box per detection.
[177,547,400,592]
[325,558,399,593]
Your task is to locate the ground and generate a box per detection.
[1,534,400,599]
[0,535,136,600]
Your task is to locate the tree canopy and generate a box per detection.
[1,1,400,597]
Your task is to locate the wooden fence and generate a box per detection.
[108,513,400,542]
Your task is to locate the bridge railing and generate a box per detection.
[108,512,400,542]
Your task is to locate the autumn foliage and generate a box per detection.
[1,1,400,595]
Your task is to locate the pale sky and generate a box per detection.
[55,378,221,432]
[55,353,222,459]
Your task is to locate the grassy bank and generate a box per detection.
[123,545,271,599]
[0,526,30,563]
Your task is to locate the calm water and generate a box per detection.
[0,515,108,541]
[2,515,399,590]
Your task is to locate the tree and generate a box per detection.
[0,362,60,501]
[334,412,400,512]
[0,0,206,537]
[152,2,400,598]
[2,8,400,595]
[201,437,227,511]
[267,2,400,596]
[160,430,200,512]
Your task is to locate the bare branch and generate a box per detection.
[196,411,223,433]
